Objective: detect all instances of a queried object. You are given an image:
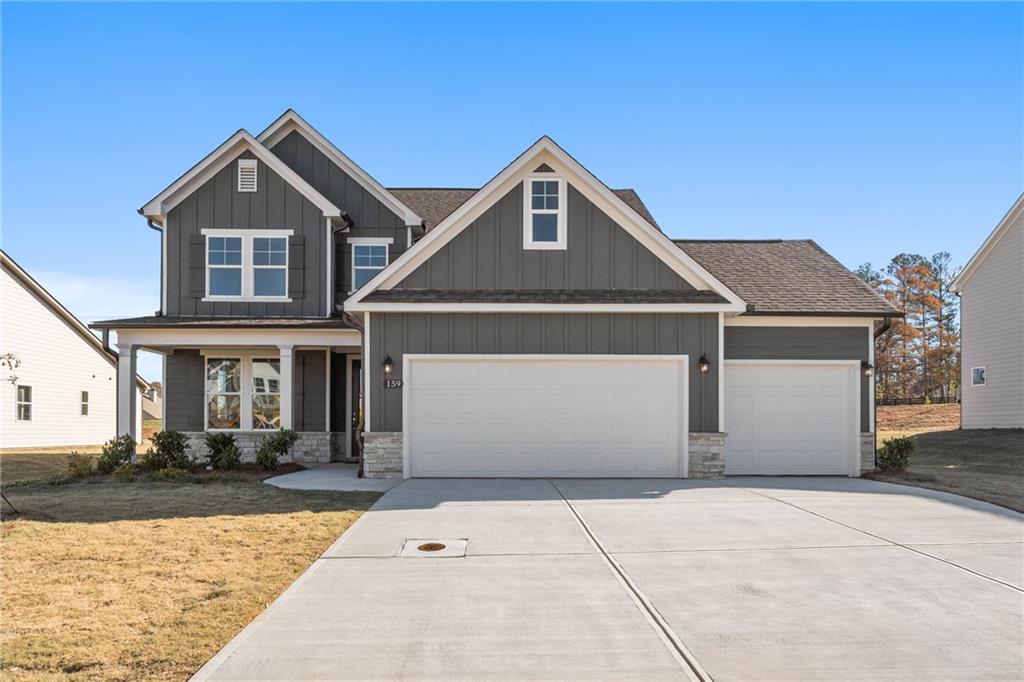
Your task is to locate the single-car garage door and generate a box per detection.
[404,355,688,478]
[725,361,859,476]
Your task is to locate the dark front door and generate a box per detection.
[350,359,362,461]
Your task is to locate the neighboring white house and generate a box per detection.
[1,251,147,448]
[951,194,1024,429]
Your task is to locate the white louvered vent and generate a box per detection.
[237,159,258,192]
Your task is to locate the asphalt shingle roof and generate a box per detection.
[675,239,903,316]
[390,187,660,230]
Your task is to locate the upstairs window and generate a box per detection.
[80,391,89,416]
[16,385,31,421]
[204,231,291,301]
[253,237,287,297]
[237,159,258,192]
[208,237,243,296]
[349,238,391,290]
[523,177,567,250]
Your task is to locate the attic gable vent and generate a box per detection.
[237,159,258,192]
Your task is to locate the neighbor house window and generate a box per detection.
[251,359,281,429]
[15,385,31,421]
[204,231,292,301]
[523,177,567,249]
[206,358,241,429]
[971,367,986,387]
[80,391,89,416]
[349,238,391,290]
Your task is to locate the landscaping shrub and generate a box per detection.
[47,474,71,486]
[142,430,193,471]
[877,436,914,471]
[205,432,241,470]
[155,467,187,480]
[112,462,135,482]
[66,452,93,480]
[96,434,136,474]
[255,429,298,470]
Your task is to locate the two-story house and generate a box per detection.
[95,110,901,478]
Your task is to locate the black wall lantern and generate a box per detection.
[861,361,874,378]
[383,354,394,375]
[699,354,711,375]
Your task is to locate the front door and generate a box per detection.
[349,358,362,461]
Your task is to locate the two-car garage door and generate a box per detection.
[404,355,688,477]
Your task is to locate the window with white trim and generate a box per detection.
[971,367,986,386]
[80,391,89,416]
[16,385,31,421]
[351,243,389,290]
[206,358,241,429]
[523,177,567,249]
[251,359,281,429]
[237,159,258,192]
[204,231,291,301]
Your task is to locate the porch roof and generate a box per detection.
[90,316,357,330]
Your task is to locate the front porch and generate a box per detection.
[102,319,363,465]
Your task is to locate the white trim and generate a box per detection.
[325,218,333,313]
[951,193,1024,292]
[15,384,32,422]
[364,313,371,432]
[201,228,295,238]
[236,158,258,192]
[114,327,361,349]
[868,325,875,433]
[725,316,878,327]
[401,354,689,479]
[343,138,745,309]
[971,366,987,387]
[140,129,342,220]
[324,349,331,433]
[348,302,746,314]
[724,359,861,477]
[255,110,422,226]
[522,176,567,250]
[161,226,168,313]
[350,241,390,294]
[347,237,394,245]
[202,230,292,302]
[717,312,725,433]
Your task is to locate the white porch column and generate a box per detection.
[279,345,294,430]
[117,345,138,440]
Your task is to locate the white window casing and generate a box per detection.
[237,159,258,192]
[348,237,392,292]
[971,366,987,387]
[523,176,567,250]
[16,385,32,422]
[202,229,293,302]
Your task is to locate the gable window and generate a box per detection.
[523,177,567,250]
[237,159,258,192]
[971,367,986,387]
[203,230,292,301]
[80,391,89,416]
[348,238,392,290]
[206,358,242,429]
[16,385,31,421]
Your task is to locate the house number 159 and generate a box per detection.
[384,379,403,388]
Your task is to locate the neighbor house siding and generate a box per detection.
[269,130,408,301]
[959,215,1024,428]
[165,149,329,317]
[724,325,871,432]
[368,312,719,433]
[393,184,693,291]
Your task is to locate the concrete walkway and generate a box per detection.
[265,462,403,493]
[195,477,1024,681]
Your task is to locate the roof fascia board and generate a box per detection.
[345,302,747,314]
[256,110,423,227]
[115,327,361,348]
[950,193,1024,293]
[345,138,745,308]
[140,130,341,220]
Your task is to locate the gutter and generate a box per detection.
[144,216,164,316]
[872,315,896,468]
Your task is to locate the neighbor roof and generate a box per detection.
[390,187,660,231]
[674,240,903,316]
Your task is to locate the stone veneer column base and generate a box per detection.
[688,432,726,479]
[182,431,335,465]
[860,432,876,474]
[363,432,404,478]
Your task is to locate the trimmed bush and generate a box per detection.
[66,452,93,480]
[255,429,298,470]
[142,430,193,471]
[205,432,241,470]
[96,434,136,474]
[877,436,913,471]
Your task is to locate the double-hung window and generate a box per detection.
[206,358,241,429]
[205,355,286,431]
[16,385,31,421]
[204,231,291,301]
[80,391,89,416]
[523,176,567,249]
[349,238,391,290]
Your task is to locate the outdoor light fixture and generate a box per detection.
[383,355,394,375]
[862,361,874,378]
[699,354,711,375]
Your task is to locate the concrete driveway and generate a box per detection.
[194,477,1024,681]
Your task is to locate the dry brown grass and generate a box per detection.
[877,403,960,439]
[0,478,379,681]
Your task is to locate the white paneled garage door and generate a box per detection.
[404,355,688,478]
[725,361,858,476]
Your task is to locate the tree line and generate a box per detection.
[855,252,960,401]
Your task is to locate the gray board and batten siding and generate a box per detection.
[165,150,328,317]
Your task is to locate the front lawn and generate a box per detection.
[869,429,1024,513]
[1,451,71,485]
[0,476,379,681]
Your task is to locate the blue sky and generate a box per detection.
[3,2,1022,381]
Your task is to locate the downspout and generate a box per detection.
[145,217,164,316]
[872,315,895,467]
